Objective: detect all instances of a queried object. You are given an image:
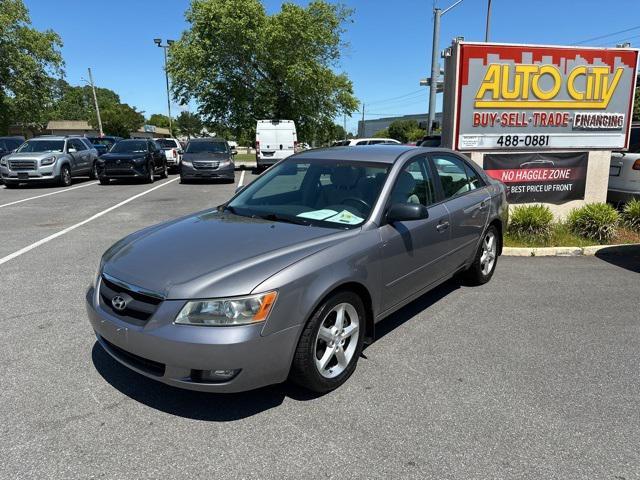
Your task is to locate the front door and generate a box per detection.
[429,153,491,273]
[379,155,452,313]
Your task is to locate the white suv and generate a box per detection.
[154,138,183,172]
[608,125,640,204]
[332,138,401,147]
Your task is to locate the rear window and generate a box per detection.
[156,139,178,148]
[185,141,227,153]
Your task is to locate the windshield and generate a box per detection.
[186,141,227,153]
[110,140,147,153]
[227,159,389,229]
[17,140,65,153]
[156,139,177,148]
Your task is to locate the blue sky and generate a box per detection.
[25,0,640,134]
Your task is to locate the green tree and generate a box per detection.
[49,80,121,123]
[148,113,171,128]
[91,103,144,138]
[387,119,425,143]
[168,0,358,142]
[373,128,389,138]
[175,111,203,138]
[0,0,63,134]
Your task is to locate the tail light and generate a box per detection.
[255,141,260,153]
[172,148,177,157]
[633,159,640,170]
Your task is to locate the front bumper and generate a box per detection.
[98,162,147,179]
[86,286,299,393]
[1,164,58,182]
[180,162,235,180]
[608,188,640,204]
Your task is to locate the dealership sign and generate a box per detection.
[484,152,587,203]
[447,42,639,150]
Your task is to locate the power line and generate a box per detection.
[573,25,640,45]
[364,89,425,106]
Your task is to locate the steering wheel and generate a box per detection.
[339,197,371,212]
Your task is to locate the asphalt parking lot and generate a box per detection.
[1,172,639,480]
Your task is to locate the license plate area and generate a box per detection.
[17,172,29,180]
[609,165,621,177]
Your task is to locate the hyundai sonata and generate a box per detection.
[86,146,508,393]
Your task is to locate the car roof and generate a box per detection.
[294,145,457,164]
[187,137,227,142]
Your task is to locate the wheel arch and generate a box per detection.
[488,217,503,255]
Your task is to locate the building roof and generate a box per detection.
[47,120,93,130]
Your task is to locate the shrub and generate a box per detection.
[621,198,640,231]
[567,203,619,242]
[508,204,554,239]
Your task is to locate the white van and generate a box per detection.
[608,125,640,204]
[255,120,297,169]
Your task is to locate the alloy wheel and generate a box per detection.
[62,166,71,186]
[314,303,360,378]
[480,231,497,276]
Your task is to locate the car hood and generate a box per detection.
[182,152,231,161]
[6,151,62,160]
[100,153,146,161]
[101,210,355,299]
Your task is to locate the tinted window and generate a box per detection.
[17,140,65,153]
[389,157,436,207]
[156,139,178,148]
[71,139,87,151]
[110,140,148,153]
[432,154,481,199]
[90,138,115,147]
[185,141,227,153]
[629,127,640,153]
[355,140,368,146]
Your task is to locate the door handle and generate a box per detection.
[479,200,489,209]
[436,220,450,232]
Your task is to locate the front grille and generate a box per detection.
[99,275,162,326]
[193,161,220,170]
[9,160,36,170]
[105,165,134,175]
[100,336,166,377]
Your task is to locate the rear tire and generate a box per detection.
[160,163,168,179]
[99,177,110,185]
[59,165,72,187]
[89,161,98,180]
[462,224,499,286]
[289,291,365,393]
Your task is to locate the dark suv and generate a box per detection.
[96,139,168,184]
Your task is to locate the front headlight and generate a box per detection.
[218,160,232,167]
[175,291,278,326]
[0,156,7,166]
[41,156,57,166]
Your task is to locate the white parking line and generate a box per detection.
[238,170,246,188]
[0,181,99,209]
[0,177,179,266]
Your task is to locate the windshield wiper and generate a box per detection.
[256,213,311,226]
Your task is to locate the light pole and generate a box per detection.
[427,0,463,136]
[154,38,175,136]
[485,0,492,42]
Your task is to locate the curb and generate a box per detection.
[503,243,640,257]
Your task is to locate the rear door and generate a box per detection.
[379,154,452,312]
[429,152,491,273]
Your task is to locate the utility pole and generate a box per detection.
[360,103,365,137]
[485,0,492,42]
[87,68,103,137]
[154,38,175,136]
[343,113,347,140]
[427,0,464,136]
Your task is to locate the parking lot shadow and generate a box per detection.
[2,177,95,190]
[595,244,640,273]
[370,278,460,344]
[91,342,321,421]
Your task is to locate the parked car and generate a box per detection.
[86,145,508,393]
[180,137,235,183]
[0,136,25,157]
[154,137,183,172]
[0,135,98,188]
[227,140,238,154]
[417,135,442,147]
[256,119,297,169]
[87,136,122,156]
[96,139,168,185]
[343,138,402,146]
[608,125,640,204]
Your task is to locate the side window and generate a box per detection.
[355,140,368,146]
[72,139,87,151]
[389,157,435,207]
[432,154,482,199]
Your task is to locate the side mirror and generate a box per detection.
[231,150,238,155]
[68,148,77,153]
[386,203,428,223]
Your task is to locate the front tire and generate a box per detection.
[160,162,168,179]
[59,165,72,187]
[4,181,18,189]
[462,224,499,285]
[290,291,365,393]
[145,162,155,184]
[89,161,98,180]
[99,177,110,185]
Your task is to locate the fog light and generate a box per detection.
[190,368,240,383]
